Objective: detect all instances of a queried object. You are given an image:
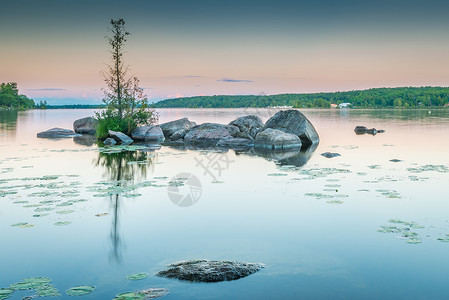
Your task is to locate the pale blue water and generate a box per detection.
[1,108,449,299]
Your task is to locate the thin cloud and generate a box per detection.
[27,88,66,91]
[217,78,254,83]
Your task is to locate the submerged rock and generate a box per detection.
[160,118,196,139]
[157,259,264,282]
[37,128,81,138]
[321,152,341,158]
[229,115,264,139]
[108,130,133,145]
[184,123,239,145]
[217,136,254,149]
[254,128,302,150]
[73,117,98,134]
[263,110,319,146]
[131,125,165,142]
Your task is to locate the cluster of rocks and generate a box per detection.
[117,110,318,151]
[37,110,320,152]
[354,126,385,135]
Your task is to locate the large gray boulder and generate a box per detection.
[37,128,81,138]
[263,110,319,146]
[157,259,264,282]
[160,118,196,139]
[73,117,98,134]
[184,123,239,145]
[108,130,133,145]
[229,115,264,139]
[131,125,165,141]
[255,128,302,150]
[217,137,254,149]
[170,129,188,141]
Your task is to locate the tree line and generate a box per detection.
[0,82,35,109]
[154,87,449,109]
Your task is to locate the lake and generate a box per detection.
[1,108,449,299]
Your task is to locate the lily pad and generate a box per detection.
[0,288,14,300]
[56,210,75,214]
[35,284,60,297]
[113,292,145,300]
[10,277,51,290]
[65,285,95,296]
[54,221,71,226]
[126,273,148,280]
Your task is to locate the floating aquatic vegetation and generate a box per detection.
[437,235,449,242]
[408,175,429,182]
[153,177,168,180]
[358,189,370,192]
[10,222,34,228]
[323,189,338,192]
[35,284,60,297]
[267,173,288,176]
[13,200,28,204]
[65,286,95,296]
[122,193,142,198]
[34,207,55,212]
[33,214,49,218]
[0,288,14,300]
[55,202,73,207]
[95,213,108,217]
[10,277,51,290]
[367,165,381,169]
[383,144,395,147]
[304,193,334,199]
[298,167,351,180]
[378,219,425,244]
[325,184,341,187]
[126,273,148,280]
[23,204,41,208]
[211,180,224,184]
[0,190,18,197]
[407,164,449,173]
[56,210,75,214]
[357,172,368,176]
[326,200,344,204]
[28,191,58,197]
[113,288,169,300]
[54,221,71,226]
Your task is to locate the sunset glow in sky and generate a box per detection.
[2,0,449,104]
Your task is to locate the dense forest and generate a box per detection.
[154,87,449,109]
[0,82,35,109]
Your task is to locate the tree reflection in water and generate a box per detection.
[94,149,156,262]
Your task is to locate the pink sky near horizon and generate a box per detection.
[2,1,449,104]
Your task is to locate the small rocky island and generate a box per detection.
[37,110,320,166]
[54,109,319,151]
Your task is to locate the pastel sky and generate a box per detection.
[1,0,449,104]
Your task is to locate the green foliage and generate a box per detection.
[96,19,158,139]
[154,87,449,109]
[0,82,35,109]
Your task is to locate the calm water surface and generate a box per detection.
[1,108,449,299]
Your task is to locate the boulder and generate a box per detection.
[229,115,264,139]
[73,117,98,134]
[108,130,133,145]
[103,137,117,146]
[184,123,239,145]
[263,110,319,146]
[37,128,81,138]
[159,118,196,139]
[170,129,188,141]
[131,125,165,142]
[254,128,302,150]
[217,137,254,149]
[157,259,264,282]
